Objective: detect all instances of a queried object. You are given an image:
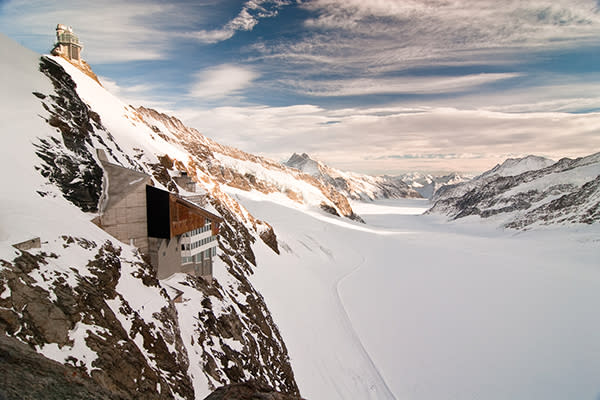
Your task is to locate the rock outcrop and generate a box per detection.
[428,153,600,229]
[7,54,302,399]
[135,107,360,221]
[203,381,306,400]
[0,334,123,400]
[285,152,422,201]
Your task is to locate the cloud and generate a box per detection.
[99,76,174,109]
[252,0,600,75]
[284,73,522,97]
[188,64,259,99]
[192,0,291,43]
[0,0,187,63]
[176,103,600,175]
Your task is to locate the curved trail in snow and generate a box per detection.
[333,256,398,400]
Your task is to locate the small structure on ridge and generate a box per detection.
[51,24,82,62]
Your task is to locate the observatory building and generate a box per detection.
[51,24,82,62]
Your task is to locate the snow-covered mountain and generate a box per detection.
[284,152,421,201]
[399,171,471,199]
[428,153,600,228]
[0,34,315,399]
[3,31,600,400]
[481,155,556,178]
[133,108,363,222]
[432,155,555,202]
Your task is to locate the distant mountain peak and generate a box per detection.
[428,152,600,228]
[284,153,422,200]
[483,155,555,178]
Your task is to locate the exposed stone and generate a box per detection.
[202,381,306,400]
[0,334,124,400]
[0,241,194,399]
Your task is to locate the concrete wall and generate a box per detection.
[99,182,150,254]
[149,237,184,280]
[97,151,217,281]
[53,44,81,61]
[97,153,152,254]
[174,175,196,192]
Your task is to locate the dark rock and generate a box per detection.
[202,381,305,400]
[0,334,124,400]
[258,224,280,255]
[34,56,104,212]
[320,203,340,217]
[0,241,194,399]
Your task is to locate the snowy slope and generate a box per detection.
[285,153,422,201]
[3,31,600,400]
[134,108,362,221]
[428,152,600,228]
[1,35,300,399]
[399,171,471,199]
[481,155,555,178]
[232,192,600,400]
[433,155,555,202]
[429,153,600,228]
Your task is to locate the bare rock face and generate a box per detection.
[0,334,122,400]
[34,56,104,212]
[202,381,306,400]
[0,240,194,400]
[428,153,600,229]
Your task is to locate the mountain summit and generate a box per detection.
[284,153,421,200]
[429,153,600,228]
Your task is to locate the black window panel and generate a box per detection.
[146,185,171,238]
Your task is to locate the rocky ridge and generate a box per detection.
[399,172,470,199]
[135,107,363,222]
[284,152,421,201]
[1,47,301,400]
[428,153,600,229]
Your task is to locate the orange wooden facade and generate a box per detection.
[169,195,222,237]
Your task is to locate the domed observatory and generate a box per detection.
[52,24,83,62]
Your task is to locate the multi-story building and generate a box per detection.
[95,150,222,280]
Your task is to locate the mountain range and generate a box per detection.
[428,153,600,228]
[1,32,599,400]
[284,152,421,201]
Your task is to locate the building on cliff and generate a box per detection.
[51,24,82,62]
[94,150,222,280]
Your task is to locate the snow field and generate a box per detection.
[237,193,600,400]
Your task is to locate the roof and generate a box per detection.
[172,195,223,223]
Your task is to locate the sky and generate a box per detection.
[1,0,600,175]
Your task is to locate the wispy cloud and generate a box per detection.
[284,73,522,97]
[99,76,173,109]
[254,0,600,74]
[176,103,600,174]
[188,64,259,99]
[192,0,291,43]
[0,0,187,63]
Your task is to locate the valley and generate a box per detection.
[233,194,600,400]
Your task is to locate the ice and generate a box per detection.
[239,194,600,400]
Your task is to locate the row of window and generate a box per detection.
[58,33,80,45]
[181,235,217,251]
[183,223,213,238]
[182,247,217,265]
